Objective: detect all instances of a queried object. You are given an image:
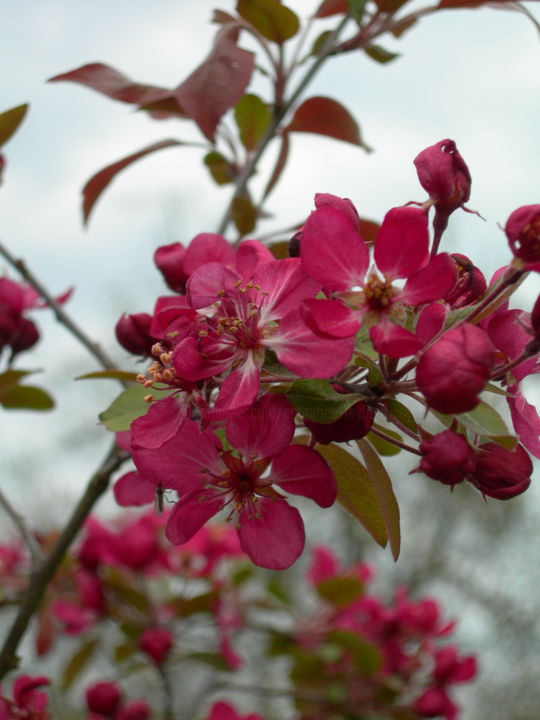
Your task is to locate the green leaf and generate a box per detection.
[114,643,135,663]
[0,369,34,392]
[106,572,150,613]
[356,439,401,560]
[188,651,235,671]
[76,370,139,382]
[364,44,400,63]
[458,400,512,438]
[267,577,292,604]
[354,353,383,385]
[203,151,236,185]
[316,576,364,607]
[348,0,368,25]
[287,379,364,424]
[236,0,300,43]
[234,94,271,151]
[316,443,388,549]
[0,384,54,411]
[231,193,257,235]
[61,637,99,691]
[176,591,220,618]
[325,629,381,674]
[367,428,402,456]
[310,30,333,56]
[98,383,153,431]
[384,398,418,432]
[0,104,29,146]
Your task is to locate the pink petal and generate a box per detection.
[183,233,235,277]
[399,253,457,306]
[314,193,360,228]
[210,357,260,420]
[270,445,337,507]
[132,419,221,492]
[113,472,156,506]
[301,298,362,338]
[166,491,223,545]
[173,336,233,382]
[235,239,274,278]
[269,310,354,377]
[255,258,320,323]
[370,318,422,358]
[130,395,187,449]
[308,546,339,585]
[187,262,242,309]
[415,302,447,345]
[226,393,295,459]
[237,497,305,569]
[508,385,540,458]
[374,206,429,279]
[301,205,369,290]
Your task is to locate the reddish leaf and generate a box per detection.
[262,132,290,201]
[237,0,300,43]
[213,9,238,23]
[82,139,184,224]
[48,63,170,106]
[0,104,29,146]
[286,96,371,150]
[315,0,348,17]
[137,95,187,119]
[175,26,255,141]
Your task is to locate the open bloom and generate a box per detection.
[172,257,354,416]
[132,394,337,569]
[299,195,456,356]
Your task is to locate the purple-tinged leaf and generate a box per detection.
[0,104,29,146]
[286,96,371,150]
[48,63,169,106]
[175,26,255,141]
[237,0,300,43]
[315,0,347,17]
[82,139,184,224]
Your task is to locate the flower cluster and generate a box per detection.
[109,139,538,571]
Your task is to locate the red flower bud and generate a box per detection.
[85,682,122,717]
[116,700,151,720]
[303,385,375,444]
[444,254,486,308]
[10,317,40,356]
[469,442,532,500]
[505,204,540,265]
[418,430,475,486]
[115,313,154,356]
[414,139,471,214]
[138,627,174,666]
[416,324,495,414]
[154,242,188,293]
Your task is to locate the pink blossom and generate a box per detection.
[132,394,337,569]
[206,701,266,720]
[138,627,174,666]
[505,203,540,270]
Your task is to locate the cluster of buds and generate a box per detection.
[109,139,538,573]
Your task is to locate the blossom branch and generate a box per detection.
[0,440,129,681]
[0,238,117,371]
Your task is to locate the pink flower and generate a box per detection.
[300,196,456,356]
[416,324,495,414]
[132,394,337,569]
[505,203,540,270]
[138,627,174,666]
[85,682,122,717]
[0,676,51,719]
[172,258,353,416]
[116,701,151,720]
[206,701,266,720]
[444,254,486,308]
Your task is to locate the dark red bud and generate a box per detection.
[116,700,151,720]
[154,242,188,293]
[288,230,302,257]
[414,139,471,213]
[85,682,122,716]
[304,385,375,444]
[418,430,475,486]
[469,442,532,500]
[138,627,174,666]
[115,313,154,356]
[505,204,540,265]
[444,254,486,308]
[10,317,40,356]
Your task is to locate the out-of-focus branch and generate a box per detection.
[0,488,44,566]
[0,238,117,370]
[0,440,129,680]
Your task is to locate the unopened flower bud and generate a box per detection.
[115,313,153,356]
[304,385,375,444]
[85,682,122,716]
[154,242,188,293]
[444,254,486,308]
[469,442,532,500]
[10,317,40,356]
[138,627,174,666]
[117,700,151,720]
[505,204,540,266]
[417,430,475,486]
[288,230,302,257]
[416,324,495,414]
[414,139,471,214]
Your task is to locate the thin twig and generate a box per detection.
[0,238,117,371]
[0,488,44,566]
[0,440,129,680]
